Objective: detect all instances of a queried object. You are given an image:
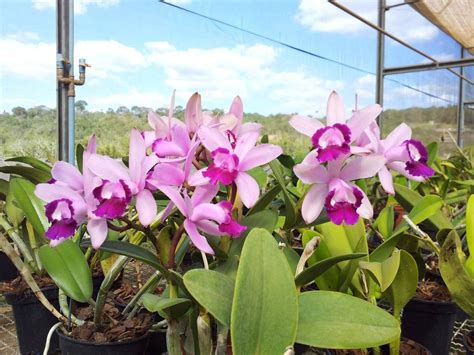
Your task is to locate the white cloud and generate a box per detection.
[0,37,55,79]
[32,0,120,15]
[87,89,166,110]
[295,0,439,42]
[354,74,376,102]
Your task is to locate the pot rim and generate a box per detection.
[56,328,150,347]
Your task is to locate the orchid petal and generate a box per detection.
[229,96,243,120]
[36,183,84,203]
[234,131,259,161]
[378,166,395,195]
[152,140,186,158]
[142,131,157,147]
[87,218,108,249]
[384,123,412,150]
[185,92,202,134]
[150,163,185,186]
[171,125,191,153]
[129,129,146,185]
[239,122,262,135]
[340,155,385,181]
[196,220,224,236]
[51,161,83,191]
[86,135,97,154]
[294,162,329,184]
[184,220,214,255]
[346,104,382,141]
[191,203,227,224]
[157,185,188,216]
[302,184,328,224]
[388,162,425,182]
[326,91,345,125]
[87,154,130,181]
[239,144,282,171]
[197,126,232,152]
[148,110,167,132]
[136,189,157,226]
[289,115,324,136]
[191,185,219,206]
[353,186,373,219]
[234,172,259,208]
[188,169,210,186]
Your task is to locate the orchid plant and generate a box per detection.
[0,89,453,355]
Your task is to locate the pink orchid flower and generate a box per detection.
[158,185,245,254]
[294,154,385,225]
[85,129,158,247]
[189,126,282,208]
[143,90,186,147]
[290,91,381,163]
[357,122,434,194]
[35,137,96,246]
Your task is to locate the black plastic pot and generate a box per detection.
[401,298,457,355]
[57,330,150,355]
[146,330,167,355]
[464,330,474,355]
[0,251,18,282]
[4,285,60,354]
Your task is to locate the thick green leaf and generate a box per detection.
[393,195,444,236]
[184,269,234,327]
[83,240,169,278]
[384,250,418,316]
[270,160,297,229]
[466,195,474,275]
[231,228,298,355]
[6,157,52,173]
[295,253,366,287]
[10,178,48,236]
[5,190,24,227]
[0,166,51,184]
[76,144,84,173]
[247,167,267,188]
[375,206,394,239]
[296,291,400,349]
[359,249,401,292]
[141,294,191,319]
[39,240,92,302]
[157,225,172,266]
[439,230,474,318]
[246,184,281,215]
[394,183,452,232]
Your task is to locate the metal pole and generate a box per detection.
[56,0,70,162]
[384,57,474,75]
[68,0,75,163]
[457,47,465,148]
[375,0,386,123]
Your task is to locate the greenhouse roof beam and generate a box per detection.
[384,57,474,75]
[327,0,474,86]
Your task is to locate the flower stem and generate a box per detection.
[168,224,185,269]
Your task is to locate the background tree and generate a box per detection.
[75,100,88,114]
[12,107,27,117]
[117,106,130,115]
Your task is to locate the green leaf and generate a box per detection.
[39,240,92,302]
[465,195,474,275]
[84,240,169,278]
[394,183,452,232]
[231,228,298,355]
[5,190,25,227]
[384,250,418,316]
[0,166,51,184]
[269,160,297,229]
[247,166,267,188]
[184,269,234,327]
[295,253,366,287]
[6,157,52,173]
[0,179,9,200]
[10,178,48,236]
[296,291,400,349]
[359,249,401,292]
[76,144,84,173]
[246,184,281,215]
[141,294,191,319]
[454,179,474,186]
[393,195,444,236]
[157,225,172,266]
[375,206,394,239]
[439,230,474,318]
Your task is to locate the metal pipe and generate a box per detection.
[328,0,474,86]
[385,0,419,11]
[57,0,70,162]
[68,0,75,164]
[384,57,474,75]
[375,0,385,114]
[457,48,465,148]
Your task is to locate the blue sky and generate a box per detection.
[0,0,469,115]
